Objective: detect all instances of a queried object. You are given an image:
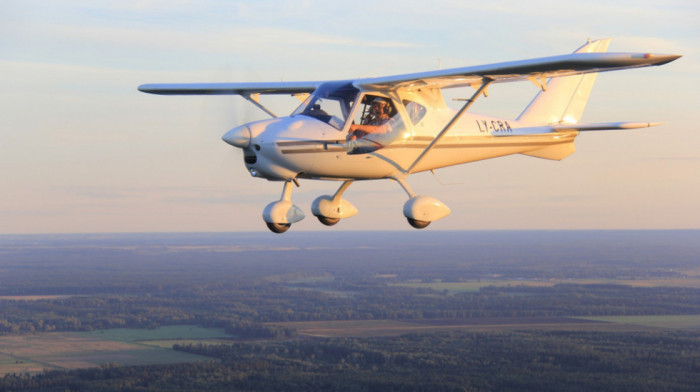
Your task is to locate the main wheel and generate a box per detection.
[407,218,430,229]
[266,222,291,233]
[317,216,340,226]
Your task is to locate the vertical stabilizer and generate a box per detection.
[517,39,610,125]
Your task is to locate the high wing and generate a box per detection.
[138,81,324,118]
[355,52,680,91]
[139,52,679,97]
[138,81,322,96]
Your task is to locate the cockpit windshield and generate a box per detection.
[292,81,359,130]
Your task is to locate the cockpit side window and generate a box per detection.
[352,95,398,127]
[346,94,409,155]
[402,100,427,125]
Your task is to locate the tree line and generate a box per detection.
[1,283,699,336]
[2,330,699,391]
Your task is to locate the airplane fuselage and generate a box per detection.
[233,114,577,181]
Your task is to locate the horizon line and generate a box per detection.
[1,228,699,237]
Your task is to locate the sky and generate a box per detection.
[1,0,698,234]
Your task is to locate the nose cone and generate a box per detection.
[222,125,251,148]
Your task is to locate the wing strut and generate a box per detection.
[243,93,278,118]
[406,78,493,174]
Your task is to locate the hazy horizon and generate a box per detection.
[2,228,699,238]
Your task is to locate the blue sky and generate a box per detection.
[1,0,698,233]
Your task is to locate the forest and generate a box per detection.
[0,330,698,391]
[0,230,698,391]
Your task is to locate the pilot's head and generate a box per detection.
[370,97,389,115]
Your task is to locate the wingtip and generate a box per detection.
[620,121,665,129]
[651,54,682,65]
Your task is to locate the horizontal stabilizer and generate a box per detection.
[518,122,661,161]
[552,121,663,132]
[498,121,663,137]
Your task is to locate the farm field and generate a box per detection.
[0,352,45,375]
[3,317,693,375]
[0,326,232,374]
[391,277,700,293]
[580,315,700,330]
[266,317,659,338]
[0,295,74,301]
[78,325,232,341]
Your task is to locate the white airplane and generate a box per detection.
[139,39,680,233]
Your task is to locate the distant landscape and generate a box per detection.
[0,230,698,391]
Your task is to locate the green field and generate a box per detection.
[0,326,233,375]
[79,325,231,341]
[266,317,660,338]
[138,339,237,349]
[579,315,700,330]
[0,352,45,374]
[391,280,564,293]
[391,277,700,293]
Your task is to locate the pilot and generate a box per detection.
[347,97,394,141]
